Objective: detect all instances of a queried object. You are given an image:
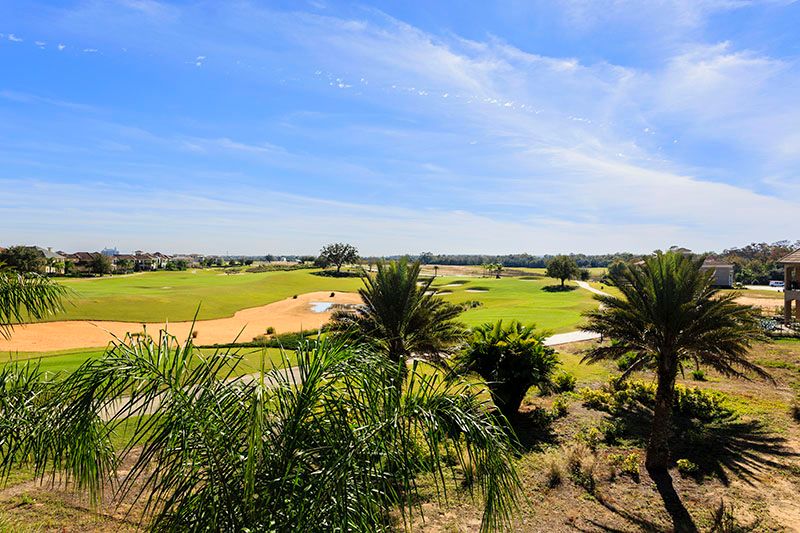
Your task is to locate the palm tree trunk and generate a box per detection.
[646,362,676,473]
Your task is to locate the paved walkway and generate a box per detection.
[576,280,612,297]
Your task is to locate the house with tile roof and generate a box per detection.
[700,258,734,288]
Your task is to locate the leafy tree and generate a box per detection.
[451,320,558,421]
[0,334,520,532]
[546,255,580,288]
[581,251,769,476]
[319,242,359,273]
[330,259,466,370]
[579,268,590,281]
[0,265,66,339]
[115,259,134,273]
[90,253,113,275]
[0,246,46,274]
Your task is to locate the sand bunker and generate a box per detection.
[465,289,489,293]
[0,291,362,353]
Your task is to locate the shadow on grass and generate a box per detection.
[508,407,557,452]
[310,270,361,278]
[541,285,577,292]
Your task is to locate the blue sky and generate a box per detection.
[2,0,799,255]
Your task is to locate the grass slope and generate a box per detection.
[434,276,597,333]
[49,269,363,322]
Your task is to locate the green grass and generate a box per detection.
[3,345,291,376]
[433,276,598,333]
[48,269,363,322]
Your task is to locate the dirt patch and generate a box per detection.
[0,292,362,352]
[736,296,785,312]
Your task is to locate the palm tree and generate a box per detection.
[0,264,66,339]
[0,333,520,532]
[330,259,466,370]
[450,320,558,421]
[582,251,769,474]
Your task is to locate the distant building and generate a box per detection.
[101,247,119,256]
[700,258,734,288]
[30,246,66,274]
[64,251,101,273]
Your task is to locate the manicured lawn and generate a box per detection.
[47,269,363,322]
[433,276,598,333]
[3,345,291,376]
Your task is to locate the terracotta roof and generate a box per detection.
[779,249,800,264]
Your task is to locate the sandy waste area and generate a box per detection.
[1,291,361,353]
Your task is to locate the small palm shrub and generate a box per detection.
[691,369,707,381]
[551,371,576,393]
[450,320,558,420]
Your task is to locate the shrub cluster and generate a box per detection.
[579,378,736,423]
[608,452,640,481]
[551,371,577,393]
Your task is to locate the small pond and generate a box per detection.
[310,302,334,313]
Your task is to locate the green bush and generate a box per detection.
[691,369,706,381]
[580,378,736,423]
[577,426,603,450]
[608,452,639,480]
[599,420,624,444]
[616,351,639,371]
[551,397,569,418]
[676,458,699,476]
[551,371,576,393]
[265,326,276,335]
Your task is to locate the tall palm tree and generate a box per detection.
[0,333,520,532]
[0,264,66,339]
[330,259,466,369]
[582,251,769,474]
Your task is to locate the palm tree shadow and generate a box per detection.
[606,407,796,485]
[508,407,558,451]
[584,407,797,531]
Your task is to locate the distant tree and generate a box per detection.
[451,320,558,421]
[546,255,580,287]
[419,252,434,264]
[115,259,134,273]
[606,259,627,283]
[265,254,276,263]
[64,260,76,275]
[579,268,590,281]
[494,264,504,279]
[298,255,316,265]
[319,243,359,274]
[0,246,45,274]
[90,254,113,275]
[243,259,254,266]
[433,265,439,277]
